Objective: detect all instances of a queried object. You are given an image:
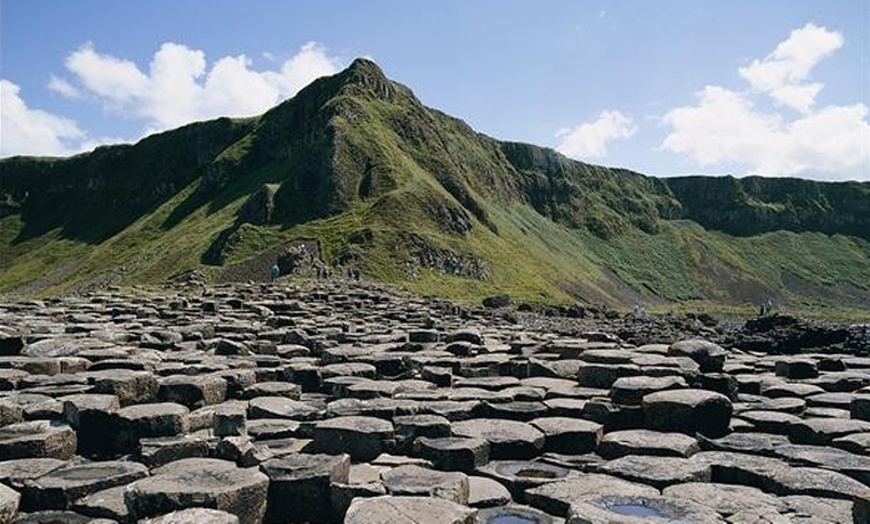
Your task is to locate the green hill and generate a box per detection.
[2,59,869,316]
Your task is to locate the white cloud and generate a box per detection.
[1,79,84,157]
[63,41,342,132]
[661,24,870,181]
[556,110,636,159]
[48,75,82,99]
[738,23,842,113]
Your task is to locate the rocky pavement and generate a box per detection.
[0,280,868,523]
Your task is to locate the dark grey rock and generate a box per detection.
[643,389,732,438]
[261,453,350,523]
[124,458,269,524]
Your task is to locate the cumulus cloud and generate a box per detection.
[661,24,869,181]
[1,80,85,157]
[556,110,636,159]
[738,23,842,112]
[1,41,343,158]
[63,41,342,131]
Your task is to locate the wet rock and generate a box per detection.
[525,475,658,516]
[643,389,733,438]
[476,460,576,501]
[478,504,560,524]
[344,495,476,524]
[567,494,724,524]
[261,453,350,523]
[124,458,269,524]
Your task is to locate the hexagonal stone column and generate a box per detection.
[312,416,394,462]
[344,496,476,524]
[260,453,350,523]
[20,461,147,510]
[124,458,269,524]
[643,389,732,438]
[0,421,77,461]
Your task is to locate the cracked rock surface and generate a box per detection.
[0,280,868,523]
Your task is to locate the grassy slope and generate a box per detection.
[1,60,868,318]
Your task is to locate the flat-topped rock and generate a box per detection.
[661,482,783,516]
[138,508,240,523]
[261,453,350,523]
[610,375,687,406]
[643,389,732,438]
[467,476,511,508]
[248,396,321,420]
[567,493,724,524]
[312,416,394,462]
[668,339,726,372]
[124,458,269,524]
[789,417,870,445]
[157,375,227,409]
[381,464,469,504]
[19,461,147,511]
[412,437,490,472]
[598,429,700,459]
[529,417,602,454]
[451,419,545,459]
[344,495,476,524]
[0,421,76,461]
[525,474,658,516]
[596,455,712,489]
[114,402,189,454]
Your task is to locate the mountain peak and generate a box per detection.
[335,57,403,101]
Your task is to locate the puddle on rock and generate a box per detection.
[607,504,662,517]
[487,516,540,524]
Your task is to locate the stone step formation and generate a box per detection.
[0,281,868,524]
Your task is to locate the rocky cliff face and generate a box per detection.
[666,176,870,240]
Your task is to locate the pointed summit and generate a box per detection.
[335,57,403,101]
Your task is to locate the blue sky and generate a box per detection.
[2,0,868,180]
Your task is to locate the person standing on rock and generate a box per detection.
[269,263,280,282]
